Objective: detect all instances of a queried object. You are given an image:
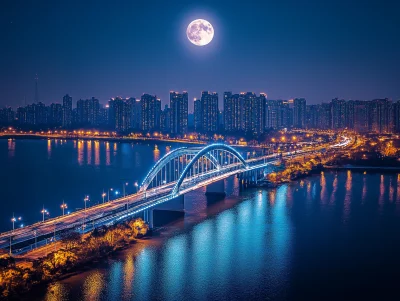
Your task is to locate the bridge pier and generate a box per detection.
[205,179,226,197]
[238,169,266,188]
[144,195,185,229]
[143,209,154,229]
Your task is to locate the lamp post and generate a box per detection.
[61,201,67,216]
[83,195,89,230]
[123,182,128,197]
[102,191,106,203]
[10,214,21,255]
[108,188,113,202]
[134,182,139,194]
[41,206,48,222]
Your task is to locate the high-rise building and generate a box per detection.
[62,94,72,127]
[25,104,35,124]
[370,98,392,133]
[241,92,254,132]
[394,100,400,133]
[98,105,109,126]
[223,92,242,132]
[194,98,202,132]
[76,99,87,125]
[252,93,265,135]
[49,103,63,125]
[200,91,219,133]
[224,92,265,134]
[125,98,135,130]
[0,107,14,125]
[353,101,369,132]
[16,107,27,124]
[277,100,292,129]
[87,97,100,126]
[141,94,161,132]
[293,98,306,128]
[319,103,332,129]
[306,105,319,129]
[33,102,47,125]
[345,100,355,129]
[72,108,78,125]
[331,98,346,129]
[160,104,171,133]
[108,97,128,132]
[133,98,142,130]
[169,91,188,135]
[218,110,224,129]
[76,97,99,126]
[265,99,278,129]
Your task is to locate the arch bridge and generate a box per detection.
[139,144,267,198]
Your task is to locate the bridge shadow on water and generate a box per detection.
[150,175,249,234]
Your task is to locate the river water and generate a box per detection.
[1,139,400,300]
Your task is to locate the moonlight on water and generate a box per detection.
[186,19,214,46]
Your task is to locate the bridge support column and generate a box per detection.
[151,195,185,228]
[143,209,154,229]
[206,179,226,197]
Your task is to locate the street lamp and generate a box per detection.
[10,214,22,255]
[102,191,106,203]
[83,195,89,230]
[41,206,48,222]
[61,201,67,216]
[123,182,128,197]
[134,182,139,194]
[11,214,21,231]
[108,188,113,202]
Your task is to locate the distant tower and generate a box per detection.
[34,74,39,103]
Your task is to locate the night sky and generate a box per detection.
[1,0,399,110]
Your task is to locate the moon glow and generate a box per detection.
[186,19,214,46]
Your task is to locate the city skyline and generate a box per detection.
[1,92,399,136]
[1,0,400,107]
[1,87,399,110]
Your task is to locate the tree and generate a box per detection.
[128,218,149,238]
[60,231,82,250]
[0,256,15,269]
[37,249,78,277]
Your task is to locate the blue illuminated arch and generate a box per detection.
[171,144,248,196]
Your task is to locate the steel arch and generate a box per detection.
[140,147,187,192]
[139,147,221,192]
[171,144,248,196]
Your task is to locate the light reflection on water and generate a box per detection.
[83,271,105,301]
[87,141,92,165]
[0,139,175,230]
[78,140,84,166]
[94,141,100,166]
[8,138,15,157]
[36,171,400,300]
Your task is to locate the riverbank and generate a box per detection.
[0,218,150,300]
[325,164,400,172]
[0,133,206,146]
[259,161,400,188]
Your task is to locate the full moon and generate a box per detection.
[186,19,214,46]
